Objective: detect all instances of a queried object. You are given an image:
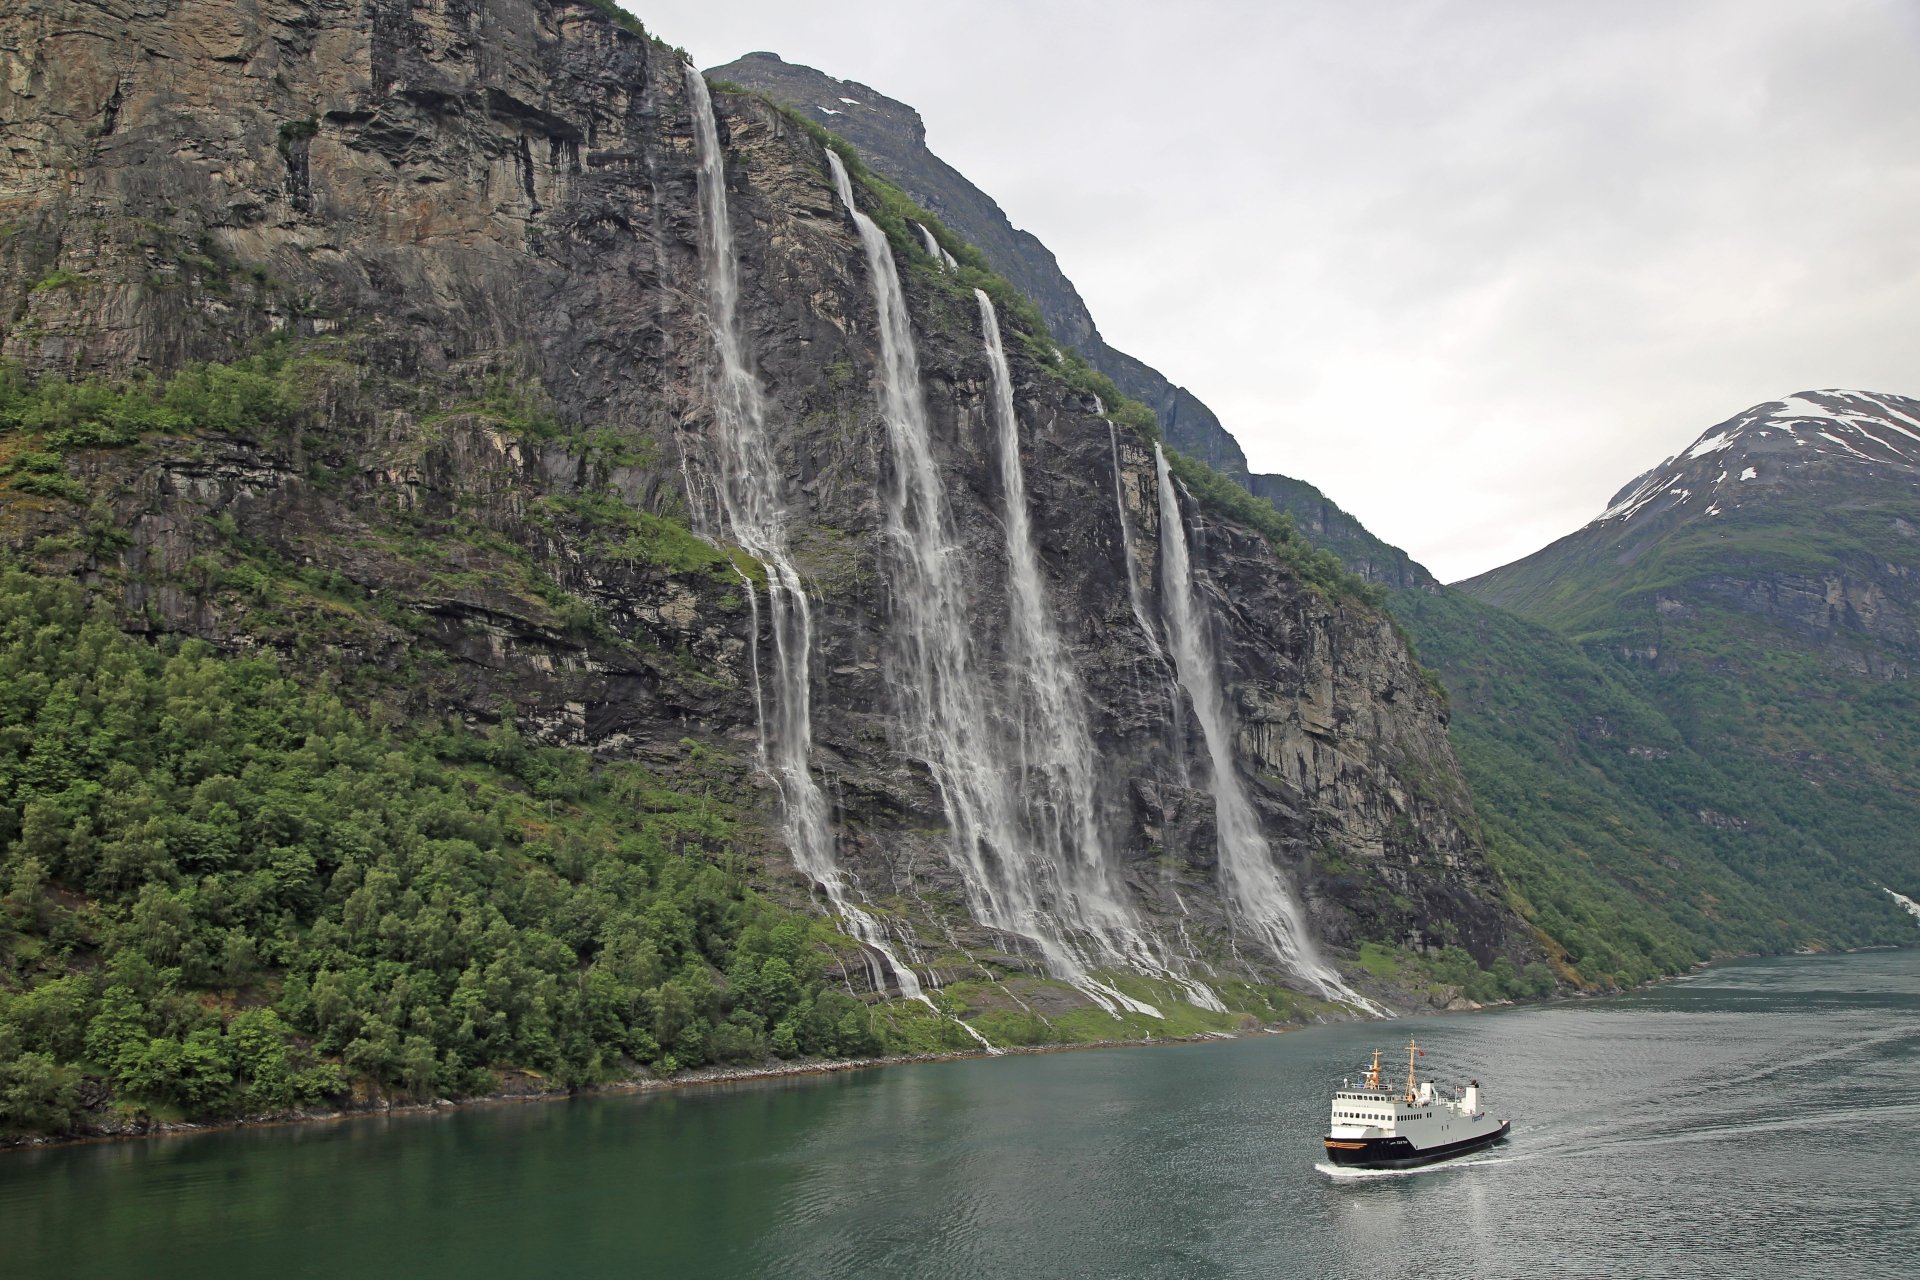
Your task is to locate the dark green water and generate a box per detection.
[6,950,1917,1279]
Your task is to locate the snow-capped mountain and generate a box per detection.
[1446,386,1920,968]
[1461,389,1920,668]
[1595,390,1920,530]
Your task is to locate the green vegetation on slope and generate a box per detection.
[0,568,908,1138]
[1391,587,1915,986]
[1465,492,1920,646]
[0,355,302,453]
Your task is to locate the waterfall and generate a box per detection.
[979,286,1103,879]
[913,221,959,271]
[827,148,1174,1019]
[1108,422,1167,665]
[685,68,927,1002]
[1887,887,1920,927]
[1154,444,1374,1010]
[1110,422,1189,782]
[978,290,1218,1015]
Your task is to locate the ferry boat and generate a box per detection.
[1322,1039,1510,1170]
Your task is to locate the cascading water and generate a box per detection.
[1887,887,1920,927]
[1109,423,1189,781]
[913,221,959,271]
[977,291,1221,1015]
[827,148,1183,1019]
[685,67,927,1003]
[1108,424,1165,664]
[1154,444,1376,1011]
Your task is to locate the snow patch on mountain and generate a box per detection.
[1593,390,1920,529]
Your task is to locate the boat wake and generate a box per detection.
[1313,1152,1509,1181]
[1314,1161,1415,1181]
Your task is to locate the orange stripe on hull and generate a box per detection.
[1323,1140,1369,1150]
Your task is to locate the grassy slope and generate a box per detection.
[1393,589,1782,982]
[1463,485,1920,645]
[1395,478,1920,980]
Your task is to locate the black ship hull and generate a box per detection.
[1322,1120,1511,1170]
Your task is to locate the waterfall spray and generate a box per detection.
[1154,444,1378,1012]
[686,67,928,1002]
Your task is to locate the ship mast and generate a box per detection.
[1363,1048,1382,1091]
[1404,1038,1419,1104]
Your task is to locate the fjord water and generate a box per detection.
[7,954,1915,1279]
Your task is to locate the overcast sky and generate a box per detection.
[633,0,1920,581]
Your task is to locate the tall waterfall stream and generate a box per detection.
[694,98,1375,1023]
[686,70,929,1005]
[1155,446,1376,1011]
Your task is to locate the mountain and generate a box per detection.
[708,51,1251,479]
[1250,472,1438,590]
[1453,390,1920,952]
[1465,390,1920,664]
[1310,391,1920,980]
[697,57,1920,979]
[0,0,1532,1138]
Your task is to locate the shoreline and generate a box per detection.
[12,945,1892,1155]
[0,1029,1277,1155]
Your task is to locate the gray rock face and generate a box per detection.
[0,0,1527,1008]
[709,51,1252,480]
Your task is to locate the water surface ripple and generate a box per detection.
[4,951,1916,1278]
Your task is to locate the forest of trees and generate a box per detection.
[0,569,897,1137]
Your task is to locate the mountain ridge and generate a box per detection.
[1463,388,1920,666]
[0,0,1532,1138]
[708,50,1253,480]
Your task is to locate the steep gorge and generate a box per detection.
[0,0,1532,1129]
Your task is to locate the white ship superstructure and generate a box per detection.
[1322,1040,1510,1169]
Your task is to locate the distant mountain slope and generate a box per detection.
[1391,587,1916,979]
[708,52,1250,478]
[1454,389,1920,957]
[1463,390,1920,664]
[1249,472,1437,590]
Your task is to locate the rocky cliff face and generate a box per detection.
[709,51,1254,480]
[0,0,1526,1019]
